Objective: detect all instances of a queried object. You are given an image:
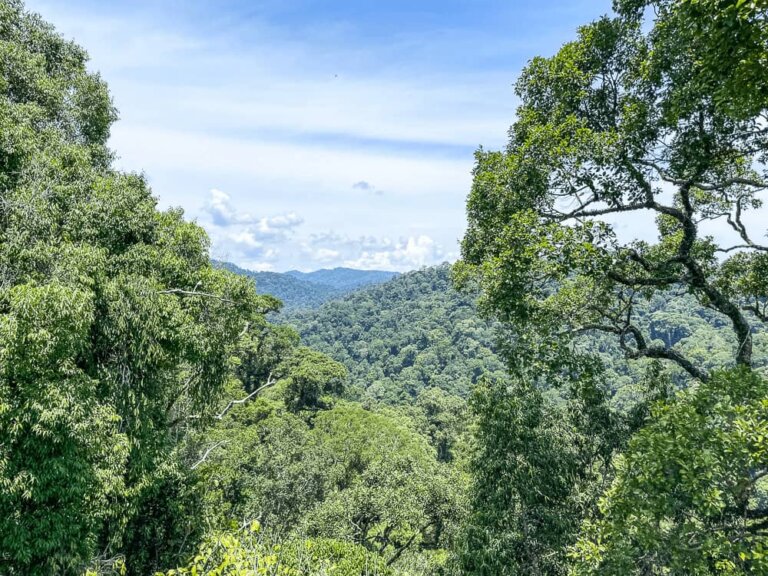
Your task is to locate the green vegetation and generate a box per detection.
[215,261,398,311]
[287,264,506,403]
[2,0,768,574]
[455,0,768,573]
[285,268,398,291]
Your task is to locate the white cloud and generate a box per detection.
[202,189,305,267]
[352,180,384,196]
[323,235,450,271]
[341,235,446,270]
[255,212,304,238]
[205,188,257,226]
[203,189,303,238]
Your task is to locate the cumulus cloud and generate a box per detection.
[203,189,303,237]
[301,231,450,271]
[342,235,445,270]
[253,212,304,239]
[205,188,255,226]
[202,189,306,269]
[201,191,451,272]
[352,180,384,196]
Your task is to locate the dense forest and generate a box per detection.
[286,265,507,403]
[1,0,767,575]
[214,261,398,311]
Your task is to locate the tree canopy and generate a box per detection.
[0,1,267,572]
[4,0,768,574]
[457,0,768,382]
[456,0,768,573]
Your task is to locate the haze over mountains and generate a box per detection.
[213,260,400,310]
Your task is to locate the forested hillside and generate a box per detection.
[285,267,398,290]
[214,261,397,311]
[286,265,506,403]
[275,264,767,409]
[2,0,768,575]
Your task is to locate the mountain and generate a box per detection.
[213,261,398,311]
[284,264,507,404]
[285,268,398,290]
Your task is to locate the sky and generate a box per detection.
[26,0,615,272]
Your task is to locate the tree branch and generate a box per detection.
[159,288,235,304]
[191,441,228,470]
[215,374,275,420]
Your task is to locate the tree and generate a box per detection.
[455,0,768,573]
[616,0,768,119]
[456,364,624,576]
[304,403,463,569]
[456,2,768,383]
[414,388,467,463]
[280,347,347,412]
[288,265,506,404]
[193,399,464,573]
[0,1,264,572]
[572,368,768,575]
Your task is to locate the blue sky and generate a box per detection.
[27,0,613,272]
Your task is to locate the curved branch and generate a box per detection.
[215,374,275,420]
[574,321,709,381]
[191,441,228,470]
[627,345,709,382]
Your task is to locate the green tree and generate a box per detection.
[572,368,768,575]
[305,403,463,569]
[455,0,768,573]
[280,347,347,412]
[194,398,465,573]
[616,0,768,119]
[456,364,623,576]
[456,3,768,382]
[0,1,264,572]
[414,388,467,463]
[288,265,506,404]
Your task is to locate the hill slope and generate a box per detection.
[214,261,397,311]
[285,268,398,290]
[285,264,507,403]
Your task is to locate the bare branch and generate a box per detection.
[743,304,768,323]
[724,197,768,252]
[635,158,768,191]
[215,374,276,420]
[386,521,436,567]
[716,244,768,254]
[191,441,228,470]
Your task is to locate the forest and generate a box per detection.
[1,0,767,574]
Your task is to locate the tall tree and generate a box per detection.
[455,0,768,573]
[456,1,768,382]
[0,1,265,572]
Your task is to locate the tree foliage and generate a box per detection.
[0,1,264,572]
[573,368,768,575]
[288,265,506,403]
[455,0,768,573]
[456,1,768,382]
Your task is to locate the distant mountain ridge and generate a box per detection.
[213,261,398,311]
[285,268,398,290]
